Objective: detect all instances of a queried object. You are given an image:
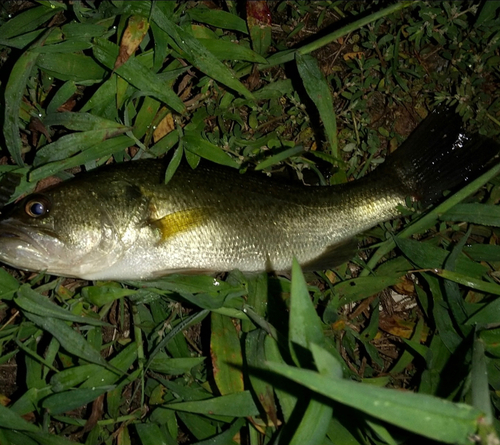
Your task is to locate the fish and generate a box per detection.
[0,108,498,281]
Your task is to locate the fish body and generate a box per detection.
[0,108,498,280]
[0,160,403,280]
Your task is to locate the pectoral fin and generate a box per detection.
[151,208,210,241]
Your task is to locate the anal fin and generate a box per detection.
[301,238,358,271]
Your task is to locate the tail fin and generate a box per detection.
[385,107,500,205]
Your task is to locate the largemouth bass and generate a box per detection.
[0,108,498,280]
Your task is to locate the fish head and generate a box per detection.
[0,178,148,278]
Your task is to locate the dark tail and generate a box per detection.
[385,107,500,205]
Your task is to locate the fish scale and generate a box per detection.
[0,108,499,280]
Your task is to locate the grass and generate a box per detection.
[0,1,500,444]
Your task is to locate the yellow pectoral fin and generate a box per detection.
[151,208,209,241]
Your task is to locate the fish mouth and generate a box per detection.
[0,222,44,244]
[0,220,53,271]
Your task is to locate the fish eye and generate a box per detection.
[24,196,51,218]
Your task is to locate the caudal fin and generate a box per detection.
[385,107,500,205]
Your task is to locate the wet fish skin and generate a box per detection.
[0,108,498,280]
[0,160,404,280]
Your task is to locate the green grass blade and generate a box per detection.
[165,391,260,417]
[198,39,267,64]
[466,298,500,325]
[4,31,51,166]
[135,423,176,445]
[193,418,245,445]
[395,237,487,279]
[187,7,248,34]
[26,431,80,445]
[92,38,186,114]
[245,329,278,423]
[264,335,297,422]
[148,354,205,375]
[475,0,500,26]
[440,203,500,227]
[43,112,128,131]
[29,135,133,182]
[36,52,106,82]
[266,355,482,444]
[433,269,500,295]
[15,284,110,327]
[0,404,40,432]
[145,310,210,371]
[472,333,494,424]
[296,53,338,160]
[46,81,77,114]
[289,399,333,445]
[289,258,326,364]
[0,267,20,300]
[33,127,130,166]
[464,244,500,262]
[0,430,37,445]
[254,145,303,171]
[82,285,137,306]
[210,312,244,395]
[333,276,402,304]
[183,133,240,168]
[9,386,52,417]
[50,364,101,392]
[81,342,137,388]
[0,5,61,40]
[21,312,109,368]
[42,386,115,415]
[152,8,255,101]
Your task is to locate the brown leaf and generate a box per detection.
[35,176,63,193]
[81,393,105,434]
[343,52,364,61]
[114,15,150,70]
[379,315,429,342]
[153,114,175,142]
[392,276,415,296]
[246,1,272,26]
[28,117,52,147]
